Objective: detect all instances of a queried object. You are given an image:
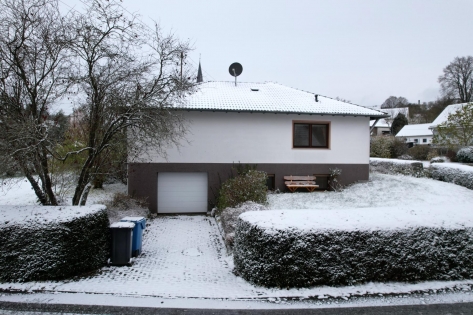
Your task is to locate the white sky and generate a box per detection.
[62,0,473,108]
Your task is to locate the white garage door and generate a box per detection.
[157,172,208,213]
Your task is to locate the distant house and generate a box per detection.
[128,81,388,214]
[429,103,468,132]
[370,107,409,136]
[395,123,433,146]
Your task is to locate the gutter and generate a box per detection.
[176,108,390,120]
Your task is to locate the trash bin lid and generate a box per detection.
[121,216,145,222]
[110,222,135,229]
[121,216,146,229]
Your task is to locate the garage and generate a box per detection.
[157,172,208,214]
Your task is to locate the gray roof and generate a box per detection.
[177,81,388,119]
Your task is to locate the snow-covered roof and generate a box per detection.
[178,81,388,119]
[395,123,433,137]
[430,103,469,127]
[369,108,409,127]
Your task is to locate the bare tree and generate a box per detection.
[438,56,473,103]
[58,0,195,205]
[0,0,70,205]
[381,96,409,109]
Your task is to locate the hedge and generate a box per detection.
[430,164,473,190]
[0,205,110,282]
[369,158,424,177]
[233,209,473,288]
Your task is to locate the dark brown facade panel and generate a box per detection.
[128,163,369,214]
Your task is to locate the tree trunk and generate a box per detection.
[80,184,92,206]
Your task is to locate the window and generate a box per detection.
[293,122,329,148]
[414,139,418,143]
[423,138,427,143]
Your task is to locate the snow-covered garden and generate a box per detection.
[1,162,473,306]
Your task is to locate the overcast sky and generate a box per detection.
[64,0,473,108]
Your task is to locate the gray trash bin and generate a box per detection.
[109,222,135,266]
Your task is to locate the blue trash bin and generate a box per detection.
[120,216,146,257]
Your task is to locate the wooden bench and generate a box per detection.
[284,175,319,192]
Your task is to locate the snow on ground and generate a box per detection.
[1,172,473,307]
[268,172,473,210]
[0,179,126,206]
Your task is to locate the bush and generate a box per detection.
[0,205,110,282]
[105,192,149,224]
[370,159,425,177]
[408,145,431,160]
[390,138,409,158]
[457,147,473,163]
[370,136,393,158]
[398,154,413,160]
[430,156,447,164]
[430,164,473,190]
[217,169,268,210]
[218,201,267,249]
[234,210,473,288]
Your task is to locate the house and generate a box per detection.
[128,81,388,214]
[370,107,409,136]
[395,123,433,146]
[429,103,468,132]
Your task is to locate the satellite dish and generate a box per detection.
[229,62,243,86]
[229,62,243,77]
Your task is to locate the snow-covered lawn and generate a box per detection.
[0,179,126,206]
[268,172,473,210]
[1,172,473,308]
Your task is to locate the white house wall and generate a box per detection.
[139,111,370,165]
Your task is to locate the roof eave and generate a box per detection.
[175,108,390,119]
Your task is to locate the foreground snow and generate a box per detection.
[1,172,473,307]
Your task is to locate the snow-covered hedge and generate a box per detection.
[369,158,424,177]
[430,163,473,190]
[0,205,110,282]
[457,147,473,163]
[234,209,473,288]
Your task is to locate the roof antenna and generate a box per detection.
[197,54,203,83]
[315,94,318,102]
[229,62,243,86]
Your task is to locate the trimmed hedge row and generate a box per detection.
[430,164,473,190]
[0,206,110,282]
[234,217,473,288]
[369,159,425,177]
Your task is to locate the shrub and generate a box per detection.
[408,145,431,160]
[370,159,425,177]
[0,205,110,282]
[217,169,268,210]
[457,147,473,163]
[430,156,447,164]
[105,192,149,224]
[390,138,409,158]
[233,210,473,288]
[218,201,267,249]
[370,136,393,158]
[398,154,413,160]
[430,164,473,190]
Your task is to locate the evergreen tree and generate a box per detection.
[391,113,409,135]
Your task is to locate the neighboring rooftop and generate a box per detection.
[430,103,469,127]
[395,123,433,137]
[177,81,388,119]
[369,107,409,127]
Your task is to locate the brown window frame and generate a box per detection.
[292,121,330,149]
